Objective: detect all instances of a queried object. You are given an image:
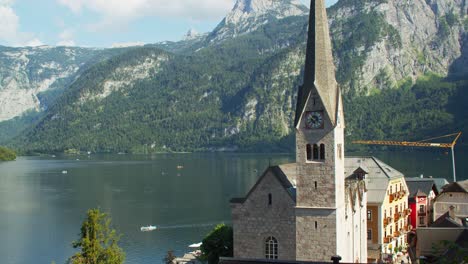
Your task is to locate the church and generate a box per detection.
[228,0,368,262]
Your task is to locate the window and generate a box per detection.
[419,217,425,226]
[306,144,312,161]
[320,144,325,160]
[314,181,317,189]
[367,229,372,240]
[390,186,393,194]
[419,205,425,213]
[268,194,272,206]
[265,237,278,259]
[384,210,387,218]
[313,144,319,160]
[315,221,318,229]
[367,210,372,221]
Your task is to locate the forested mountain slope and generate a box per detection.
[6,0,468,153]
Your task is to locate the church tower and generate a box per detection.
[294,0,347,261]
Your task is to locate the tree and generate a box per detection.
[164,250,176,264]
[200,224,233,264]
[68,208,125,264]
[0,146,16,161]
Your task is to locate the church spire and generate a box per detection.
[294,0,338,127]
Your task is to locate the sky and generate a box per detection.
[0,0,338,48]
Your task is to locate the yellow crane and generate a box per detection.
[352,132,462,182]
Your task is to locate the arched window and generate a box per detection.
[313,144,319,160]
[306,144,312,161]
[320,144,325,160]
[265,236,278,259]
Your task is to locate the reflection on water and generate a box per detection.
[0,149,466,263]
[0,153,293,264]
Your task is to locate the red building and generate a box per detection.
[405,178,439,228]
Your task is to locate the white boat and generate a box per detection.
[140,225,157,232]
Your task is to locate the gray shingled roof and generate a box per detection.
[406,179,438,198]
[441,179,468,193]
[406,177,448,193]
[345,157,404,204]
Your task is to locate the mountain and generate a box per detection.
[3,0,468,153]
[0,46,132,143]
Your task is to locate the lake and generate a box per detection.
[0,149,466,264]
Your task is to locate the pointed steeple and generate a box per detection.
[294,0,338,127]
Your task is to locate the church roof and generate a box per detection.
[345,157,404,204]
[230,164,297,204]
[294,0,338,127]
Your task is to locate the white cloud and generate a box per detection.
[57,39,75,46]
[0,1,44,46]
[111,42,145,48]
[58,0,234,32]
[56,28,75,46]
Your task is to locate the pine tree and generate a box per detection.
[68,208,125,264]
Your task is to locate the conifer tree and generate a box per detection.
[68,208,125,264]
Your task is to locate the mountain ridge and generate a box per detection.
[1,0,467,153]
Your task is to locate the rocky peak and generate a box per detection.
[208,0,308,43]
[227,0,307,24]
[183,29,201,40]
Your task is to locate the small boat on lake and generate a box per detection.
[140,225,157,232]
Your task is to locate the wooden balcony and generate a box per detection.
[394,213,400,221]
[384,236,392,243]
[393,231,400,237]
[384,218,389,226]
[389,194,394,203]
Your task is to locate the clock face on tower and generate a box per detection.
[305,111,324,129]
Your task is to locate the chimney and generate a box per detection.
[449,205,456,219]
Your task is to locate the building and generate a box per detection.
[433,179,468,222]
[413,206,468,263]
[405,177,439,227]
[346,157,410,262]
[228,0,367,262]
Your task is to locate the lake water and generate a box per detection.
[0,149,466,264]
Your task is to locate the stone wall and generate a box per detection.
[232,170,296,260]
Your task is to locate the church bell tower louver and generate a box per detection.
[294,0,347,261]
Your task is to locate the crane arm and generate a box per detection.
[352,132,462,149]
[352,140,452,148]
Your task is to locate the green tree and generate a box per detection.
[200,224,233,264]
[68,208,125,264]
[0,146,16,161]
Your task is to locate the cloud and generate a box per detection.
[58,0,234,32]
[0,1,44,46]
[111,42,145,48]
[56,28,75,46]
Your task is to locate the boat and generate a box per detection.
[140,225,157,232]
[177,165,184,169]
[62,170,68,174]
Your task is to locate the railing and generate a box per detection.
[389,194,394,203]
[394,213,400,221]
[384,236,392,243]
[418,211,426,216]
[384,218,389,226]
[393,231,400,237]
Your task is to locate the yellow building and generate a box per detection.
[346,157,410,262]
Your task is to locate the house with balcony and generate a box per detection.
[346,157,410,262]
[405,177,439,228]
